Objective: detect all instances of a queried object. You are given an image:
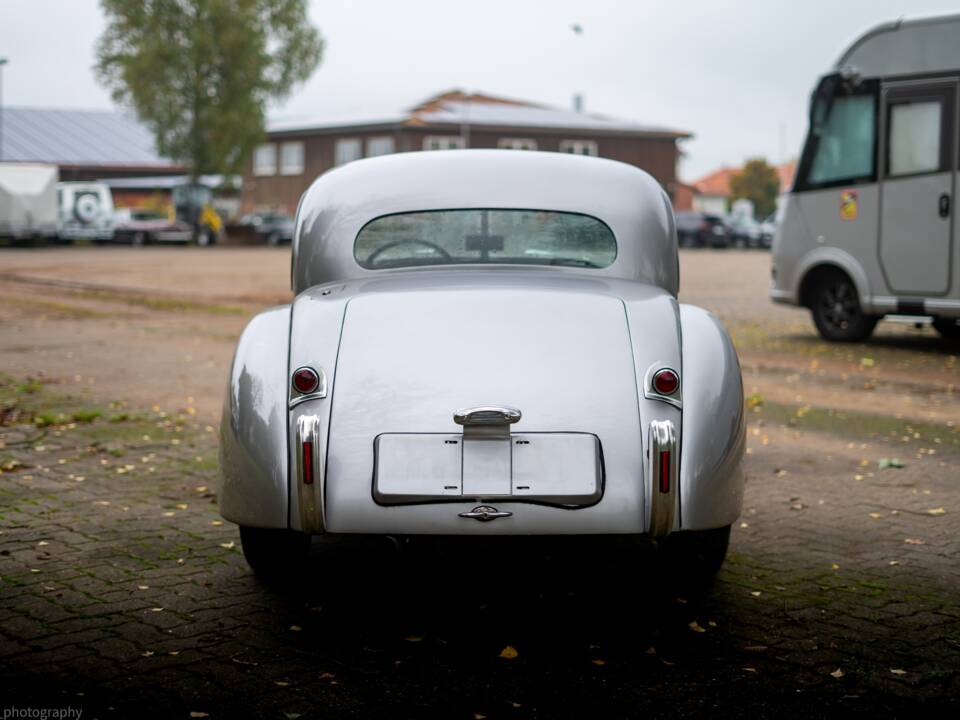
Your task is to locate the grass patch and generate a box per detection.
[752,398,960,450]
[76,288,247,316]
[0,296,113,319]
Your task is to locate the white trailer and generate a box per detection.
[0,163,59,243]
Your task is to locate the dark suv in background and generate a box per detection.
[674,211,729,248]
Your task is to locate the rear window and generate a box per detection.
[354,209,617,270]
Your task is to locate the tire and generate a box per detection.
[933,317,960,341]
[658,525,731,591]
[239,526,310,578]
[267,231,281,247]
[131,231,148,247]
[810,270,878,342]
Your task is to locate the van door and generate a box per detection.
[879,81,956,296]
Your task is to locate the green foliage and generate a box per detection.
[95,0,323,177]
[729,158,781,219]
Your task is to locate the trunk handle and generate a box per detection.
[454,406,521,439]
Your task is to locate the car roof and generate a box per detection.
[293,150,677,295]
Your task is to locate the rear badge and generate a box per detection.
[458,505,512,521]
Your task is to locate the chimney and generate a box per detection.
[572,93,584,113]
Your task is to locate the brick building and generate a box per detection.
[243,90,691,213]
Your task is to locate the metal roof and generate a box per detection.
[268,91,690,138]
[0,107,178,168]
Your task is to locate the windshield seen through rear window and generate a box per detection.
[354,209,617,270]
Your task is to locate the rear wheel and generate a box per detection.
[658,525,731,590]
[810,270,878,342]
[933,317,960,341]
[196,228,214,246]
[239,526,310,578]
[131,231,148,246]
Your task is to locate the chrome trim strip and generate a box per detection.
[296,414,325,533]
[289,367,327,409]
[648,419,677,537]
[289,390,327,409]
[643,364,682,409]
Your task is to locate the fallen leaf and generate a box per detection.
[688,621,706,633]
[499,645,519,659]
[645,646,657,655]
[739,522,749,528]
[889,560,901,566]
[831,563,840,570]
[284,714,302,720]
[289,625,302,632]
[137,585,149,590]
[904,538,926,545]
[219,541,235,550]
[142,651,155,657]
[189,714,209,719]
[860,357,874,367]
[591,659,606,666]
[404,635,423,643]
[890,668,907,676]
[176,503,188,510]
[869,512,882,519]
[274,681,290,687]
[750,591,762,597]
[211,520,223,526]
[150,607,164,612]
[927,508,946,515]
[742,667,758,673]
[878,458,905,470]
[830,668,845,679]
[319,672,335,680]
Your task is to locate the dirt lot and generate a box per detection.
[1,246,959,718]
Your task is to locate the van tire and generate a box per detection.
[810,270,878,342]
[933,318,960,341]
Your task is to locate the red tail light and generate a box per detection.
[302,440,314,485]
[652,368,679,396]
[659,450,671,493]
[292,367,319,394]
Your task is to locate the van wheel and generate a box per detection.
[658,525,731,590]
[132,231,148,246]
[196,228,214,246]
[933,318,960,341]
[810,271,878,342]
[239,526,310,578]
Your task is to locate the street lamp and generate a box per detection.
[0,58,7,161]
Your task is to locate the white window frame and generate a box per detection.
[423,135,466,151]
[335,138,363,166]
[559,140,599,156]
[366,136,396,157]
[279,141,305,176]
[498,138,538,151]
[253,143,277,176]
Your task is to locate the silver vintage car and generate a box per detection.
[219,150,745,583]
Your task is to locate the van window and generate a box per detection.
[887,101,942,176]
[808,95,876,186]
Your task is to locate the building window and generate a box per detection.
[335,138,363,166]
[254,143,277,176]
[367,136,395,157]
[423,135,466,151]
[559,140,598,156]
[498,138,538,151]
[280,141,305,175]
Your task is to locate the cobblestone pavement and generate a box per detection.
[1,375,958,719]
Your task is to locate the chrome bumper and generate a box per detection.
[296,414,325,533]
[648,420,677,537]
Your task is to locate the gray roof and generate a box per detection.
[415,101,685,135]
[834,13,960,78]
[0,107,178,168]
[269,93,690,138]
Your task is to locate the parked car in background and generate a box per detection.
[674,211,729,248]
[219,150,746,587]
[57,182,114,242]
[239,211,295,245]
[112,208,193,245]
[758,215,777,249]
[725,215,763,248]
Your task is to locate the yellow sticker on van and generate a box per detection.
[840,190,858,220]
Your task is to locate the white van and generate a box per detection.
[771,14,960,341]
[57,182,115,242]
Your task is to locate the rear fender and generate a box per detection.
[678,305,745,529]
[218,306,291,528]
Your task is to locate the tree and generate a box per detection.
[95,0,323,179]
[729,158,780,219]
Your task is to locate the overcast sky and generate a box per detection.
[2,0,958,179]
